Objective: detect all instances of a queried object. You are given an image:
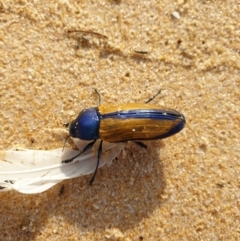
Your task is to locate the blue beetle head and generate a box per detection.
[69,108,100,140]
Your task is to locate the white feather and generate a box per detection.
[0,139,125,194]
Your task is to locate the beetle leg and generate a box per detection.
[90,140,103,185]
[62,139,97,163]
[145,89,161,103]
[133,141,147,149]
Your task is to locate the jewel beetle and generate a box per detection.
[62,90,186,184]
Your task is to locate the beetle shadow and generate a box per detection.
[57,140,166,232]
[0,141,166,238]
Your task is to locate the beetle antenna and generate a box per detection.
[63,122,70,128]
[90,140,103,185]
[93,88,101,106]
[145,89,162,103]
[62,135,70,152]
[62,122,70,152]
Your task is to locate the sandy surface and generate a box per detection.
[0,0,240,240]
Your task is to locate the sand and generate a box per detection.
[0,0,240,240]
